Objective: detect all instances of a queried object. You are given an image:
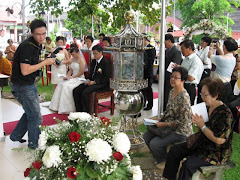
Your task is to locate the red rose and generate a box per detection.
[100,117,111,126]
[69,132,81,142]
[32,160,42,170]
[67,166,78,179]
[112,151,123,161]
[24,168,32,177]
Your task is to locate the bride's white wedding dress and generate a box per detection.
[49,62,85,114]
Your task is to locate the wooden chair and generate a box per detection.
[81,50,91,79]
[90,51,115,117]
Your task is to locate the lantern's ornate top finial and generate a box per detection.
[124,11,134,24]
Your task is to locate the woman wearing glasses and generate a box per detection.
[163,77,233,180]
[143,66,193,169]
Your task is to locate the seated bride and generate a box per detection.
[49,46,87,114]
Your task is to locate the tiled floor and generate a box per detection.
[0,84,160,180]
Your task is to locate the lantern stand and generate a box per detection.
[107,11,154,145]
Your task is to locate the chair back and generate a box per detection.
[103,51,113,78]
[81,50,91,78]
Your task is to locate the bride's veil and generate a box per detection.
[78,49,88,72]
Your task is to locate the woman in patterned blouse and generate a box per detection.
[163,77,233,180]
[143,66,193,169]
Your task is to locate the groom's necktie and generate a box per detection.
[92,61,98,79]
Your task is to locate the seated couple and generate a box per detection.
[49,45,111,114]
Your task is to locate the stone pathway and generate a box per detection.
[131,145,165,180]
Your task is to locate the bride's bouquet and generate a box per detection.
[23,112,142,180]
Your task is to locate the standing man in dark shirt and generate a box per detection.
[10,19,55,149]
[157,34,182,110]
[143,36,156,111]
[73,45,111,113]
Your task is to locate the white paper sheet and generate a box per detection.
[143,118,159,126]
[57,73,66,78]
[167,62,175,73]
[191,102,209,122]
[0,74,10,78]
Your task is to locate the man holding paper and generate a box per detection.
[156,34,182,110]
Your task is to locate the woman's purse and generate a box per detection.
[186,132,201,148]
[147,118,174,138]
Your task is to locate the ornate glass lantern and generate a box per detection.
[110,11,148,92]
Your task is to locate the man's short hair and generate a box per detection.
[201,36,212,46]
[224,37,238,52]
[103,37,111,44]
[56,36,64,42]
[92,45,103,52]
[180,40,195,51]
[86,36,94,43]
[99,33,105,37]
[165,34,174,43]
[29,19,46,33]
[142,33,150,42]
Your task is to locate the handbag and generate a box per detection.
[186,132,201,148]
[147,125,173,138]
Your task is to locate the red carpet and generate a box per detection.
[3,113,69,136]
[4,92,158,135]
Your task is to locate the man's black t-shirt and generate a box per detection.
[11,36,41,85]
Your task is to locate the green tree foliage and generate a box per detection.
[177,0,240,28]
[29,0,173,35]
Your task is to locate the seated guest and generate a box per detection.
[82,36,94,50]
[103,37,112,50]
[73,45,111,113]
[97,33,105,47]
[208,37,238,105]
[163,77,233,180]
[49,46,86,114]
[143,66,193,169]
[81,36,94,59]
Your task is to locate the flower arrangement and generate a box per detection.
[184,19,229,40]
[23,112,142,180]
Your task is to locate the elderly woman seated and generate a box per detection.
[163,77,233,180]
[143,66,193,169]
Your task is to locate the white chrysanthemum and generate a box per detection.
[112,132,131,154]
[68,112,91,121]
[42,145,62,168]
[85,138,112,164]
[130,165,142,180]
[38,131,48,150]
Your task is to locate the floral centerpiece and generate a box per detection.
[23,112,142,180]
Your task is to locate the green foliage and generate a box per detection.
[177,0,240,29]
[29,0,174,33]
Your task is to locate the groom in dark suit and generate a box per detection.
[73,45,111,113]
[157,34,182,110]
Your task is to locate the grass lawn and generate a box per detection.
[3,78,240,179]
[138,123,240,179]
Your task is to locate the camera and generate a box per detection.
[212,38,219,43]
[49,47,63,65]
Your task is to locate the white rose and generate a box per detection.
[42,145,62,168]
[112,132,131,154]
[68,112,91,121]
[38,131,48,150]
[130,165,142,180]
[85,138,112,164]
